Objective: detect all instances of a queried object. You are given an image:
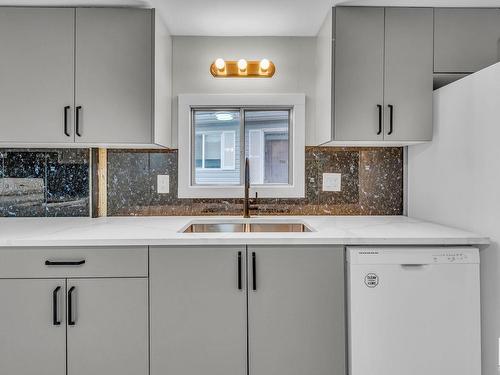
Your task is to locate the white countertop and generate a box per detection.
[0,216,489,247]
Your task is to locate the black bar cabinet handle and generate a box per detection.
[68,286,76,326]
[63,106,70,137]
[45,260,85,266]
[387,104,394,135]
[377,104,382,135]
[252,252,257,291]
[237,251,242,290]
[75,106,82,137]
[52,286,61,326]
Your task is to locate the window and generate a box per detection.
[245,110,289,185]
[193,110,240,185]
[192,108,290,186]
[178,94,305,198]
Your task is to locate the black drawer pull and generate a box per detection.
[63,106,71,137]
[237,251,242,290]
[68,286,76,326]
[45,260,85,266]
[387,104,394,135]
[75,106,82,137]
[252,252,257,291]
[376,104,382,135]
[52,286,61,326]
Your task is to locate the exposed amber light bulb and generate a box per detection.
[260,58,270,71]
[214,58,225,71]
[237,59,247,71]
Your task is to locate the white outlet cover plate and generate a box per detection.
[322,173,341,192]
[157,175,170,194]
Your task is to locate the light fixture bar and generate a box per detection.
[210,59,276,78]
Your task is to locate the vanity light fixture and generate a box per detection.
[210,58,276,78]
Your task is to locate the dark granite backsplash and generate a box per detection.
[0,147,403,217]
[107,147,403,216]
[0,149,89,217]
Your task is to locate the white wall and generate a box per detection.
[171,36,316,147]
[408,62,500,375]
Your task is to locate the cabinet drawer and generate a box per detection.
[0,246,148,278]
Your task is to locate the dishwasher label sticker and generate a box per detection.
[364,273,379,288]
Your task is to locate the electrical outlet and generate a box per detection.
[157,175,170,194]
[322,173,341,192]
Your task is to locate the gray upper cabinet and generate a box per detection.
[0,7,171,147]
[384,8,433,141]
[248,246,345,375]
[334,7,385,142]
[75,8,152,145]
[314,7,433,144]
[0,279,66,375]
[434,8,500,73]
[150,246,247,375]
[67,278,148,375]
[0,8,75,144]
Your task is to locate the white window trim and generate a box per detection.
[178,94,305,199]
[195,130,236,171]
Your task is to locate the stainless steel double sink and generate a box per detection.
[183,221,313,233]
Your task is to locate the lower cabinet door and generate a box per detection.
[150,246,247,375]
[247,246,346,375]
[66,278,148,375]
[0,279,66,375]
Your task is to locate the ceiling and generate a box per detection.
[0,0,500,36]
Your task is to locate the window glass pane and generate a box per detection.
[204,133,221,168]
[194,134,203,168]
[193,110,240,185]
[245,110,290,184]
[222,131,236,170]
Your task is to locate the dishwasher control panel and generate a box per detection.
[347,247,480,265]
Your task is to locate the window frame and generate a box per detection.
[178,94,305,199]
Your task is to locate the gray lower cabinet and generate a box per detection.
[67,278,148,375]
[434,8,500,73]
[74,8,153,144]
[150,246,247,375]
[0,247,149,375]
[0,8,75,144]
[150,245,345,375]
[0,279,67,375]
[248,246,345,375]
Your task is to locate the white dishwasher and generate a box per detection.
[347,247,481,375]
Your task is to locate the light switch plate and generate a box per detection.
[322,173,341,192]
[157,175,170,194]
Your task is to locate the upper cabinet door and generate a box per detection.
[0,279,66,375]
[334,7,385,141]
[75,8,152,144]
[0,8,75,144]
[434,8,500,73]
[67,278,148,375]
[384,8,433,142]
[248,246,345,375]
